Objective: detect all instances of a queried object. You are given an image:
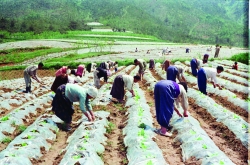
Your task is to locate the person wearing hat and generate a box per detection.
[52,83,98,131]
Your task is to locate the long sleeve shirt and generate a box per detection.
[65,83,92,113]
[174,85,189,110]
[122,75,134,91]
[203,67,218,84]
[24,65,40,82]
[196,59,202,70]
[175,65,185,80]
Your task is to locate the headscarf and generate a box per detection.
[87,86,98,98]
[75,65,84,77]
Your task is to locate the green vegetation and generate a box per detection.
[18,125,27,133]
[44,51,115,63]
[0,0,247,47]
[1,137,12,144]
[0,47,76,64]
[228,53,249,65]
[106,122,116,134]
[0,115,10,121]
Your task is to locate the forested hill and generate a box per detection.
[0,0,248,47]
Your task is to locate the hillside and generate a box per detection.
[0,0,248,47]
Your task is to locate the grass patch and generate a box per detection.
[1,137,12,144]
[44,51,115,63]
[228,53,249,65]
[0,47,77,64]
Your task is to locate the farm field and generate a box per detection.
[0,34,249,165]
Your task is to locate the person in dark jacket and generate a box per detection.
[93,67,108,88]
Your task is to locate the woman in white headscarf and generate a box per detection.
[52,83,98,131]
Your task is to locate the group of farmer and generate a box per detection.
[22,52,234,135]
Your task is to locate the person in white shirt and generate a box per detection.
[110,75,141,103]
[197,66,224,95]
[167,65,186,82]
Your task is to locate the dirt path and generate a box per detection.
[150,69,248,165]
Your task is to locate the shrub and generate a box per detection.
[229,53,249,65]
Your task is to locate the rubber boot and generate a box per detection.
[23,87,29,93]
[28,86,31,93]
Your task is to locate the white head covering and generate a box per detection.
[87,86,98,98]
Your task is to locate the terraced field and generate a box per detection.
[0,36,248,165]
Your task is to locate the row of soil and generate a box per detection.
[224,70,248,80]
[219,75,247,87]
[187,81,248,122]
[150,69,248,165]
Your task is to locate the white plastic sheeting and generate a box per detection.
[0,92,53,141]
[184,73,248,112]
[59,111,110,165]
[124,66,168,165]
[0,114,59,164]
[143,65,235,164]
[187,88,248,148]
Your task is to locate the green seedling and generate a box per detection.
[146,154,155,158]
[219,160,225,165]
[122,158,128,164]
[79,147,86,151]
[138,129,145,137]
[208,152,218,157]
[2,137,12,144]
[202,144,208,149]
[11,121,16,126]
[233,114,239,119]
[73,155,81,159]
[106,122,115,134]
[1,115,10,121]
[196,137,203,141]
[242,124,247,129]
[140,142,147,150]
[189,130,196,135]
[147,160,153,165]
[223,109,228,112]
[21,142,28,147]
[18,125,27,132]
[27,135,34,139]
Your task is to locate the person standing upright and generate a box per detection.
[23,62,44,93]
[214,45,221,58]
